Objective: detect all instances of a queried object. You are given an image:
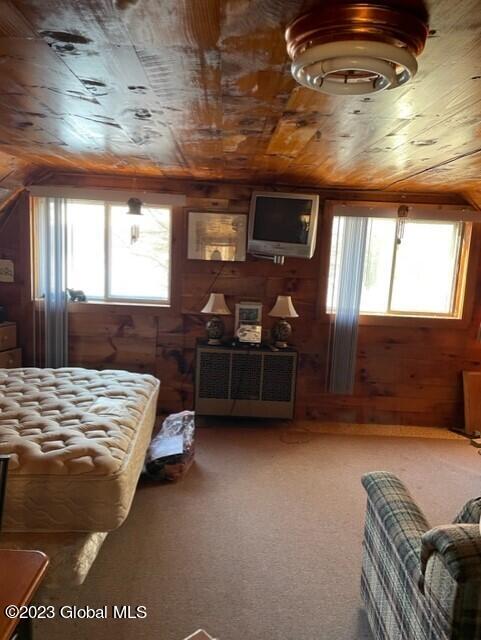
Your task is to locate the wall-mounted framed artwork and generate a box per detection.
[187,211,247,261]
[0,259,14,283]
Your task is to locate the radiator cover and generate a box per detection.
[195,344,297,419]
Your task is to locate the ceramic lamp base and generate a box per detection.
[205,316,225,345]
[272,318,292,349]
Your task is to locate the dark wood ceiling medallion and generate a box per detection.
[286,3,429,95]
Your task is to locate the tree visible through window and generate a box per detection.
[66,200,171,304]
[327,217,468,318]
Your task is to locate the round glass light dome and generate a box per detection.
[291,40,418,96]
[285,3,428,98]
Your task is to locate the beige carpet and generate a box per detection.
[35,425,481,640]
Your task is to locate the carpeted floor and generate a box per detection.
[35,425,481,640]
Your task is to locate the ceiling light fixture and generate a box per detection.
[286,3,429,96]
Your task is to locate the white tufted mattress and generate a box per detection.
[0,367,159,532]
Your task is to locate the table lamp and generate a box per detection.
[201,293,231,345]
[268,295,299,348]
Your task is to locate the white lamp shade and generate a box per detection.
[268,295,299,318]
[201,293,231,316]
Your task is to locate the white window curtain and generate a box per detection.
[33,197,69,368]
[327,216,368,394]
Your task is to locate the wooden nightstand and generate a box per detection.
[0,550,49,640]
[0,322,21,368]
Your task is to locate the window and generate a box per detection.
[327,215,470,319]
[35,198,172,305]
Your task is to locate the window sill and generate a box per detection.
[70,299,170,308]
[322,311,469,329]
[33,299,171,312]
[67,300,171,311]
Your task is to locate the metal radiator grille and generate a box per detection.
[198,351,230,398]
[231,353,261,399]
[262,354,294,402]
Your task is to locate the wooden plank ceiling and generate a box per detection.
[1,0,481,205]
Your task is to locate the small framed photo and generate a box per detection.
[235,301,262,333]
[237,324,262,344]
[187,211,247,261]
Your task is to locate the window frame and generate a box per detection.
[319,200,481,328]
[33,196,173,308]
[101,201,172,306]
[382,219,464,318]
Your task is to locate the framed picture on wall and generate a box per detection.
[0,259,14,283]
[235,301,263,333]
[187,211,247,261]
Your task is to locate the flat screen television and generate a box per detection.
[248,191,319,259]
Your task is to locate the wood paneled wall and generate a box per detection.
[1,174,480,429]
[0,191,33,353]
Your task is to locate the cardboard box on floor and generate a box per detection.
[183,631,216,640]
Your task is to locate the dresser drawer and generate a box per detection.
[0,323,16,352]
[0,348,22,368]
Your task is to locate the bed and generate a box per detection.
[0,367,160,532]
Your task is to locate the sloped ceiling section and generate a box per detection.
[0,0,480,209]
[0,149,37,212]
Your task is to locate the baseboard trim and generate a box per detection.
[289,421,465,440]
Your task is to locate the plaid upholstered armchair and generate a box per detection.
[361,471,481,640]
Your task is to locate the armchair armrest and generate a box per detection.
[421,524,481,584]
[454,498,481,524]
[362,471,430,581]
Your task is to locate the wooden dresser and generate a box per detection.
[0,322,22,368]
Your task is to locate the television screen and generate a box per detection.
[252,196,313,245]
